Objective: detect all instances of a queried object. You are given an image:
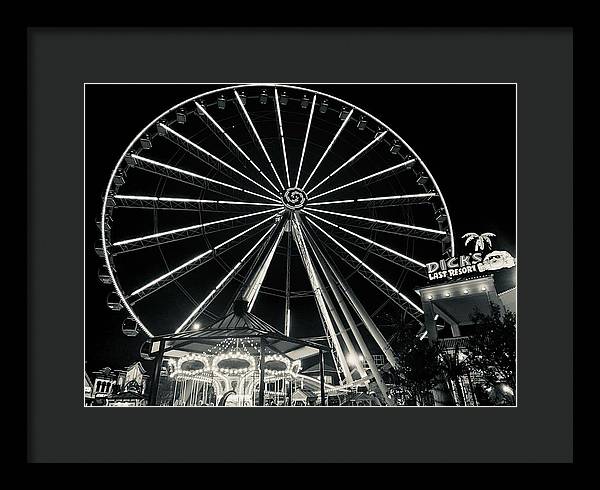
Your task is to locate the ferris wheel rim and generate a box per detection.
[100,83,455,339]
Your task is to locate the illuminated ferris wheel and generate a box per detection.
[96,84,454,401]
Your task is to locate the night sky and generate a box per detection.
[85,84,516,375]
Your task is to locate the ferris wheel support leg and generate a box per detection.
[284,224,292,336]
[243,225,286,311]
[308,230,400,372]
[291,218,353,384]
[305,230,395,405]
[302,235,368,380]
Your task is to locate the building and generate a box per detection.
[84,371,93,405]
[417,274,516,406]
[86,362,150,406]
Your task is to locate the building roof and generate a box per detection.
[292,389,317,400]
[499,286,516,313]
[123,361,147,375]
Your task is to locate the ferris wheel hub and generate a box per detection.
[282,187,307,210]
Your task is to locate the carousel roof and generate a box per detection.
[150,306,330,361]
[301,361,338,375]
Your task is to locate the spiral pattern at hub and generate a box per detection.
[282,187,307,210]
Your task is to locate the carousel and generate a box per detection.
[142,299,332,406]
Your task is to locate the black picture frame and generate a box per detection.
[27,27,573,463]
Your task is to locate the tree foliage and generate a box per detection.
[468,304,516,393]
[389,322,443,404]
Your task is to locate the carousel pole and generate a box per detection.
[319,350,326,406]
[258,338,266,406]
[149,340,165,406]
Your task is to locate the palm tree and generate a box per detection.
[462,232,496,251]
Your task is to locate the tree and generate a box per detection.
[468,304,516,398]
[462,232,496,251]
[439,345,471,405]
[389,322,443,405]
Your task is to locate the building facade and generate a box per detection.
[86,362,150,406]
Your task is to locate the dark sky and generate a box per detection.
[85,84,516,374]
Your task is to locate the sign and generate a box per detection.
[426,232,516,281]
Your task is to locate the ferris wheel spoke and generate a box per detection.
[274,88,291,187]
[158,123,281,200]
[305,130,387,196]
[306,193,438,211]
[175,222,279,333]
[303,210,427,276]
[305,217,424,322]
[109,208,281,254]
[194,101,282,194]
[234,90,286,190]
[113,194,281,212]
[307,208,446,241]
[127,214,280,302]
[309,158,416,201]
[294,94,316,188]
[301,108,354,191]
[127,154,280,203]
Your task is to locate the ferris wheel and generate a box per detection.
[96,84,454,394]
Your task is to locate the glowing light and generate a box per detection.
[310,159,416,200]
[213,350,256,376]
[128,154,280,203]
[306,130,387,196]
[115,194,280,207]
[128,214,280,297]
[264,354,295,376]
[175,223,277,332]
[306,217,424,314]
[302,108,354,189]
[274,88,291,186]
[113,208,279,247]
[171,353,211,378]
[234,90,285,190]
[159,123,281,199]
[295,94,316,187]
[194,101,280,194]
[303,210,426,267]
[308,208,446,237]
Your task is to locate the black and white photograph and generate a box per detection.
[26,25,573,463]
[84,83,517,407]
